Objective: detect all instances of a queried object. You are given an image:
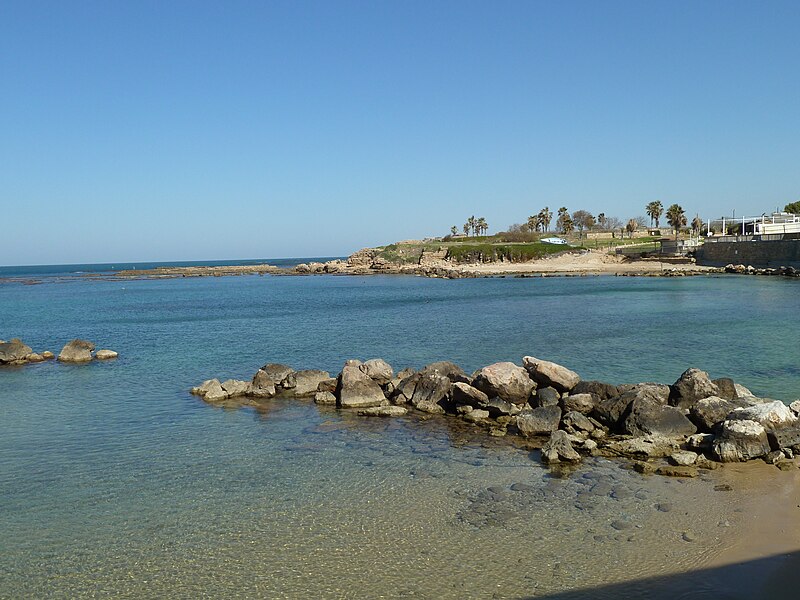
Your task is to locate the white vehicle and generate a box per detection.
[540,237,568,245]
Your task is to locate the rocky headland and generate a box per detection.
[192,357,800,476]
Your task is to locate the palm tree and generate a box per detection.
[597,212,607,229]
[666,204,687,240]
[556,207,571,234]
[646,201,663,228]
[541,207,553,232]
[463,221,470,236]
[626,218,638,238]
[450,225,458,236]
[476,217,488,236]
[691,215,703,237]
[527,215,538,233]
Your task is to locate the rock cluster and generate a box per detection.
[191,357,800,474]
[724,263,800,278]
[0,338,118,365]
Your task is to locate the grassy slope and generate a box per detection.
[372,234,664,265]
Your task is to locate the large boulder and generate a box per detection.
[258,364,295,388]
[541,430,581,463]
[712,419,771,462]
[712,378,737,401]
[451,382,489,407]
[532,386,560,408]
[58,339,95,363]
[292,370,331,396]
[360,359,394,386]
[561,393,596,415]
[572,380,619,401]
[337,363,387,408]
[522,356,580,392]
[472,362,535,405]
[603,435,680,459]
[516,406,562,436]
[689,396,748,432]
[0,339,33,364]
[727,401,797,430]
[221,379,251,397]
[419,361,469,384]
[562,411,596,434]
[593,384,670,430]
[409,373,450,414]
[623,398,697,437]
[669,368,720,408]
[250,369,277,398]
[191,378,228,402]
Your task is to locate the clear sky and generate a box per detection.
[2,0,799,265]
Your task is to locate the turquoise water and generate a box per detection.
[1,273,799,598]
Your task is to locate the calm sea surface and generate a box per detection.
[1,270,799,598]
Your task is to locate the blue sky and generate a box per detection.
[2,0,799,264]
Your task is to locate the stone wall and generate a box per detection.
[697,239,800,268]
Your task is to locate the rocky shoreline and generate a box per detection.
[192,357,800,476]
[0,338,117,365]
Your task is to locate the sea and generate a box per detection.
[2,261,799,598]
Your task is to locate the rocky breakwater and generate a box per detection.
[724,263,800,278]
[191,357,800,476]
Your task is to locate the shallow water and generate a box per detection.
[1,273,799,598]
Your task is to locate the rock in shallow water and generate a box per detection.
[57,339,95,363]
[95,349,118,360]
[541,430,581,464]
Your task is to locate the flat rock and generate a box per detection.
[314,391,337,405]
[358,406,407,417]
[670,451,698,466]
[26,352,45,362]
[516,405,562,436]
[603,435,680,459]
[338,363,387,408]
[292,370,331,396]
[41,351,55,360]
[727,401,797,430]
[57,339,95,363]
[95,349,118,360]
[221,379,251,397]
[670,368,720,409]
[472,362,535,404]
[522,356,580,392]
[463,408,491,423]
[656,465,698,478]
[623,398,697,437]
[483,396,521,418]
